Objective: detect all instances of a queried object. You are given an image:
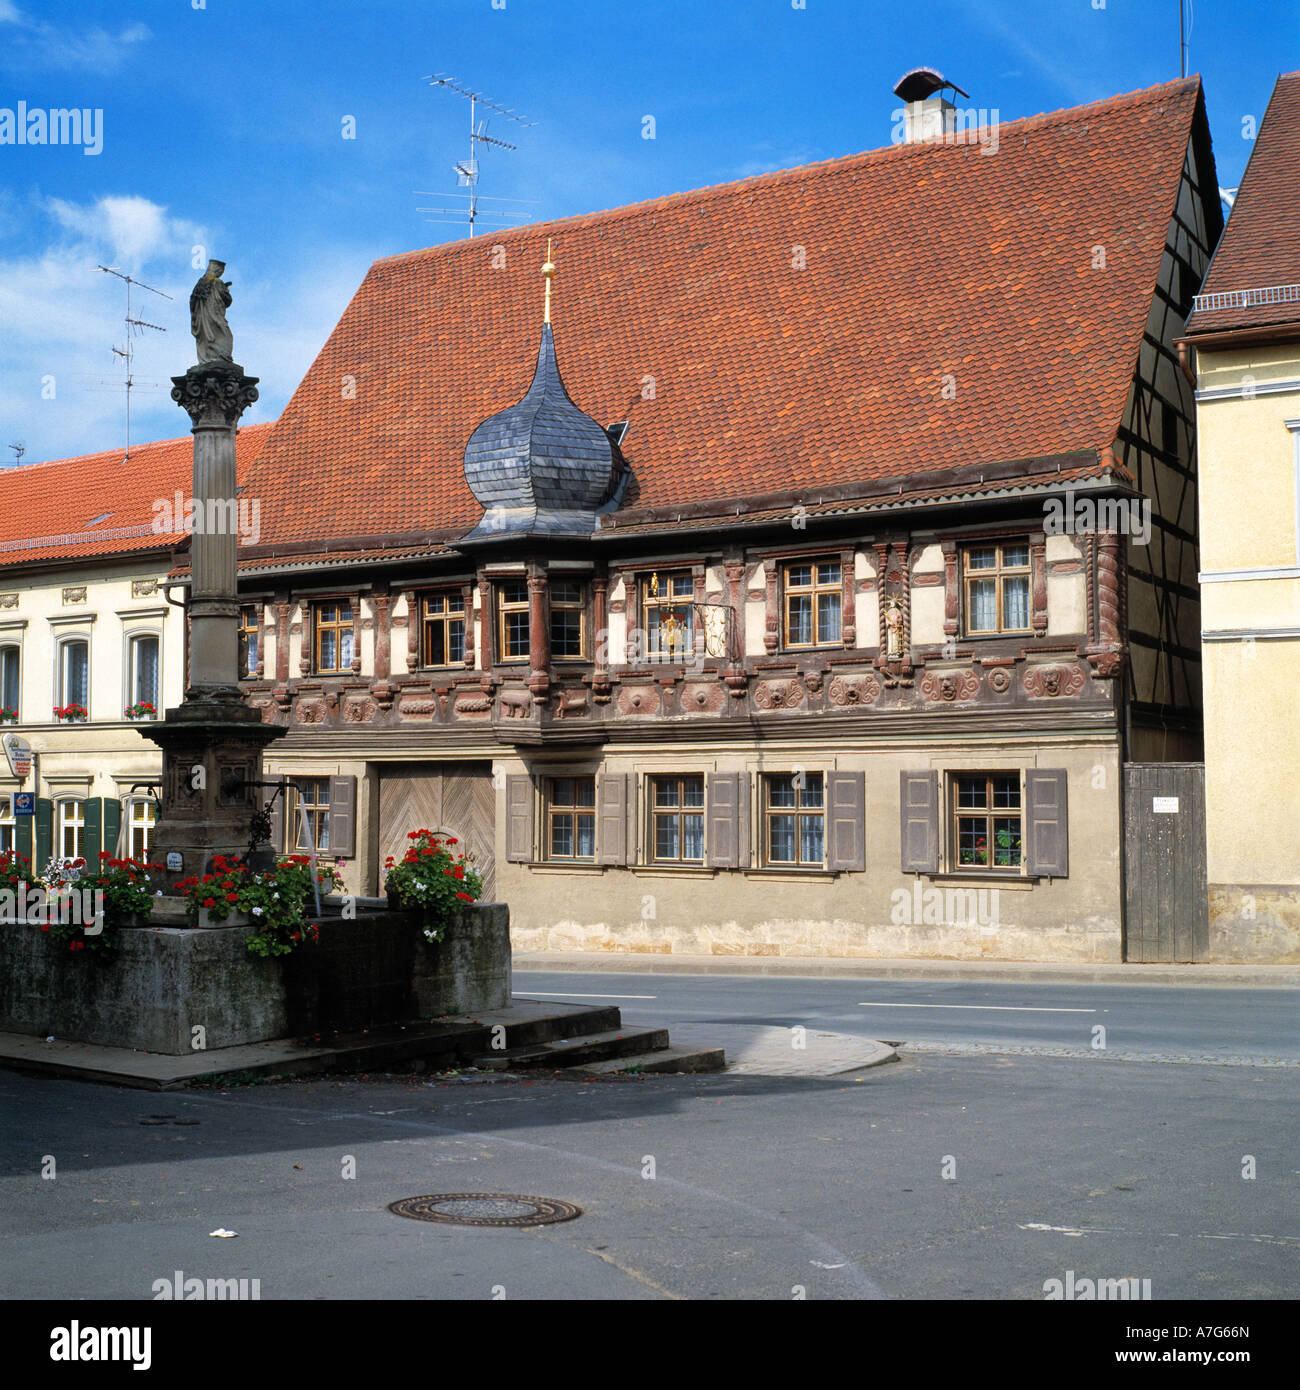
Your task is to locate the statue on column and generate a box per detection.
[189,259,234,363]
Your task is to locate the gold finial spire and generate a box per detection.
[542,236,556,325]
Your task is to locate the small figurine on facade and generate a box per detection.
[189,259,234,363]
[883,597,905,660]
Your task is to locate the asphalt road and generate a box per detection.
[513,970,1300,1064]
[1,1039,1296,1302]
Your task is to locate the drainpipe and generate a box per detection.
[1176,339,1197,389]
[162,581,189,694]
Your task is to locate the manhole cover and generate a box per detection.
[386,1193,582,1228]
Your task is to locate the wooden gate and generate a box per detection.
[378,762,496,901]
[1122,763,1208,962]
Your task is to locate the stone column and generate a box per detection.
[171,363,259,699]
[144,358,287,884]
[527,572,550,696]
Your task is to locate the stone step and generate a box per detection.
[470,1025,670,1070]
[579,1044,727,1075]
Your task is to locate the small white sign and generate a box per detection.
[2,732,32,779]
[166,851,183,871]
[1152,796,1179,814]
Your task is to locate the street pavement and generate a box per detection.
[1,966,1296,1302]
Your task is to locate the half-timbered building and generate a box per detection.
[187,77,1219,960]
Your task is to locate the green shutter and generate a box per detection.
[15,810,32,865]
[103,797,122,860]
[84,798,103,862]
[34,797,53,872]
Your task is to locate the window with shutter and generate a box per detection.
[597,774,630,865]
[826,771,865,871]
[329,775,356,858]
[1025,769,1069,877]
[706,773,743,868]
[505,774,534,863]
[899,772,939,873]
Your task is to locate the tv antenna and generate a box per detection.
[419,73,538,237]
[96,265,171,463]
[6,442,24,467]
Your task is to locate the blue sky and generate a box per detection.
[1,0,1295,465]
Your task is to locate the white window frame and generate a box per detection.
[56,798,86,862]
[126,795,157,861]
[0,641,20,720]
[0,793,14,853]
[125,630,162,716]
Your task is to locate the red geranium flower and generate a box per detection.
[203,897,216,908]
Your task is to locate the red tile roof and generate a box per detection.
[1184,72,1300,339]
[244,77,1209,548]
[0,423,274,569]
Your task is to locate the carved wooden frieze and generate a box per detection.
[827,672,881,707]
[399,696,436,719]
[1022,663,1086,698]
[986,667,1013,693]
[553,687,589,719]
[453,693,493,717]
[343,697,377,723]
[617,685,660,717]
[920,668,980,703]
[295,699,327,724]
[681,682,726,715]
[753,678,804,711]
[498,689,533,719]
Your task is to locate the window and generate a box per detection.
[546,777,596,860]
[0,795,13,853]
[128,634,159,712]
[58,638,89,710]
[963,541,1031,635]
[422,590,467,667]
[287,777,332,853]
[497,578,530,662]
[314,601,354,673]
[952,773,1023,870]
[549,580,587,659]
[650,775,705,863]
[643,571,695,661]
[783,558,842,648]
[127,796,157,860]
[57,800,85,861]
[238,605,261,678]
[763,772,824,867]
[0,645,18,717]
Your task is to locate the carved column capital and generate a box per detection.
[171,363,260,430]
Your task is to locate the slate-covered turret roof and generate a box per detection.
[461,322,624,542]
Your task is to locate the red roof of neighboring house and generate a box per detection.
[242,77,1209,548]
[0,423,274,569]
[1184,72,1300,340]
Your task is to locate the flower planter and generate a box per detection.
[0,902,510,1054]
[198,907,252,929]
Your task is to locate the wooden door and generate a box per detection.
[1122,763,1208,962]
[378,762,496,900]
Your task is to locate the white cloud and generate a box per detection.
[46,195,204,270]
[0,8,150,74]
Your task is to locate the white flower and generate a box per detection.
[251,906,263,916]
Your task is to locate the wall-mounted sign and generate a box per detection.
[2,732,32,779]
[166,851,183,872]
[14,792,34,817]
[1152,796,1180,814]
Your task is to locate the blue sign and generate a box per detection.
[14,792,34,817]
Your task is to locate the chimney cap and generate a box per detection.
[893,67,969,102]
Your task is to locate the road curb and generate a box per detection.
[514,951,1300,988]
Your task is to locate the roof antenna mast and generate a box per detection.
[417,74,538,237]
[95,265,172,463]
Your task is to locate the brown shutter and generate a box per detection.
[900,771,939,872]
[707,773,741,868]
[505,774,533,863]
[597,773,628,865]
[1026,769,1069,877]
[267,782,286,855]
[826,771,865,871]
[329,776,356,858]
